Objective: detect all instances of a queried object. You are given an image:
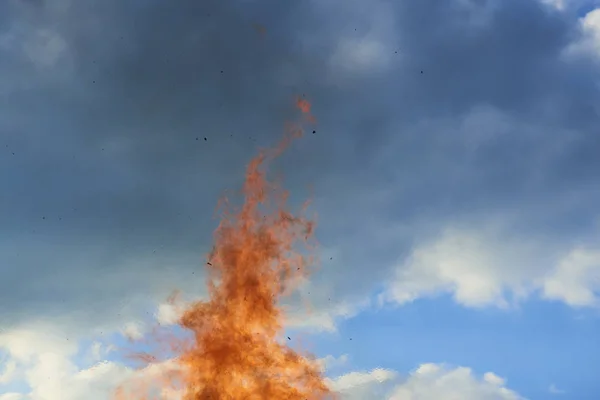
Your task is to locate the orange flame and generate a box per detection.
[117,98,334,399]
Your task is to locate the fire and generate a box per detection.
[117,99,334,399]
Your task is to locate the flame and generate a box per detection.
[117,98,334,399]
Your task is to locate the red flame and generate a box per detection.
[116,98,334,400]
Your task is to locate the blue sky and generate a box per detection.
[307,298,600,399]
[2,0,600,399]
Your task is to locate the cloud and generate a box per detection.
[0,394,27,400]
[327,368,398,400]
[24,358,129,400]
[1,0,361,339]
[542,247,600,306]
[321,362,525,400]
[155,302,182,327]
[0,326,183,400]
[120,321,146,341]
[382,220,600,309]
[86,341,115,364]
[316,354,350,371]
[0,326,78,364]
[2,1,600,392]
[564,8,600,60]
[388,363,523,400]
[381,225,540,308]
[285,282,373,333]
[3,0,600,397]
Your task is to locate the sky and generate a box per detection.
[1,0,600,398]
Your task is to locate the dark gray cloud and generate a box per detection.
[1,0,600,332]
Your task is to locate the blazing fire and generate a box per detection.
[117,98,334,399]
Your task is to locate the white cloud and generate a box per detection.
[23,357,144,400]
[285,298,370,333]
[563,8,600,60]
[0,394,27,400]
[0,325,184,400]
[388,363,523,400]
[120,321,146,341]
[316,354,349,371]
[0,327,125,400]
[382,222,600,309]
[155,302,182,326]
[381,226,541,308]
[321,362,524,400]
[153,291,205,327]
[330,368,397,391]
[326,368,398,400]
[86,341,115,365]
[0,326,78,364]
[542,247,600,306]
